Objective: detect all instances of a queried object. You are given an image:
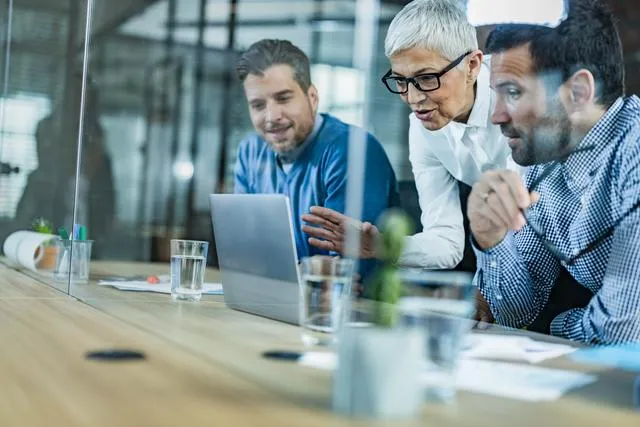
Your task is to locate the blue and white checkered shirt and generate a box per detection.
[473,95,640,344]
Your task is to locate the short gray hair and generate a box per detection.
[384,0,478,61]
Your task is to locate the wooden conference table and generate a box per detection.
[0,259,639,427]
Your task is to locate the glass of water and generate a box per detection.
[300,256,355,347]
[170,239,209,302]
[397,270,476,403]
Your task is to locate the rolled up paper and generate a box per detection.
[2,231,60,272]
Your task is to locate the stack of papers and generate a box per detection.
[98,278,223,295]
[457,359,596,401]
[299,352,595,402]
[297,333,593,402]
[461,334,577,363]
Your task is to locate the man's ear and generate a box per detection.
[307,84,319,113]
[467,49,484,84]
[567,69,596,111]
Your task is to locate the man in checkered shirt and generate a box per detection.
[468,0,640,344]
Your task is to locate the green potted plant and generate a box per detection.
[369,210,413,327]
[31,217,58,270]
[31,217,54,234]
[332,210,424,419]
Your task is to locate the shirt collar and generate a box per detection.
[465,60,491,129]
[562,97,625,192]
[277,113,324,164]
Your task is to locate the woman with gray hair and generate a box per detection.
[303,0,518,271]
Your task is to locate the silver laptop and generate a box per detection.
[209,194,301,325]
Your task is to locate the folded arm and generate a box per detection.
[552,138,640,344]
[398,159,464,269]
[399,118,465,269]
[550,209,640,343]
[473,230,562,328]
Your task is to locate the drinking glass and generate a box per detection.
[300,256,355,346]
[398,270,476,403]
[170,239,209,302]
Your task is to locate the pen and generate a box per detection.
[262,350,303,361]
[86,349,146,361]
[72,224,87,240]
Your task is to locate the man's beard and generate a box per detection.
[264,101,315,155]
[503,98,573,166]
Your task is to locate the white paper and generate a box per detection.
[98,280,223,295]
[3,231,60,272]
[300,352,337,370]
[299,348,595,402]
[455,359,596,402]
[461,334,576,364]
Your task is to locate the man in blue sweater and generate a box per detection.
[234,39,398,270]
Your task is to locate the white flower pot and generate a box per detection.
[332,325,424,419]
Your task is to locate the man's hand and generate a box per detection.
[468,169,539,250]
[301,206,379,258]
[474,289,494,328]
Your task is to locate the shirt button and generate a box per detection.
[572,249,580,256]
[490,261,497,268]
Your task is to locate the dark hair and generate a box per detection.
[236,39,312,91]
[485,0,625,108]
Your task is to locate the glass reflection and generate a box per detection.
[79,0,405,273]
[0,0,93,293]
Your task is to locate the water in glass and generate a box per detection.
[301,273,351,346]
[171,254,206,301]
[398,271,476,403]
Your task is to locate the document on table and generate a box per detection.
[298,333,593,402]
[299,353,595,402]
[302,334,576,366]
[456,359,596,401]
[97,278,223,295]
[461,334,577,364]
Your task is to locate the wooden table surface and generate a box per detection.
[0,262,383,427]
[2,259,640,426]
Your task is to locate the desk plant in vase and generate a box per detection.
[332,209,424,419]
[31,217,58,270]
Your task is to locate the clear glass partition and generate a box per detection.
[60,0,408,301]
[1,0,636,310]
[0,0,93,293]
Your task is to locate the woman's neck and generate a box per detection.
[454,83,477,124]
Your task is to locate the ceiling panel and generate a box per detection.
[118,0,401,56]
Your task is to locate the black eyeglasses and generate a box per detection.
[381,51,472,95]
[523,146,640,265]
